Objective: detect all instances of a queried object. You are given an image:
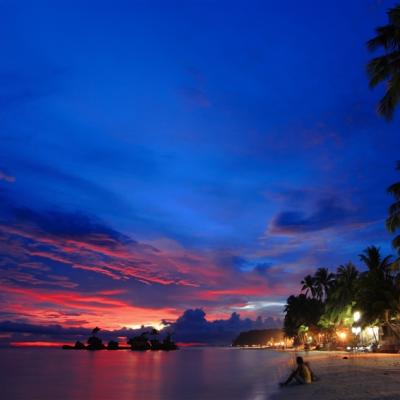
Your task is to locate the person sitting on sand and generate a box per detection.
[280,356,316,386]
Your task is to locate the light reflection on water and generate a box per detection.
[0,347,292,400]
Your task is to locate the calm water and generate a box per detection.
[0,347,293,400]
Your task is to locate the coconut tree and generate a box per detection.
[314,267,335,301]
[334,263,359,303]
[301,275,316,298]
[359,246,393,279]
[283,294,324,343]
[357,246,395,325]
[386,161,400,259]
[323,263,359,326]
[366,4,400,120]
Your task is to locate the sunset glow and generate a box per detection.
[0,0,398,347]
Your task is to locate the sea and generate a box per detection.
[0,347,294,400]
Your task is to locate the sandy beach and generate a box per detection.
[271,351,400,400]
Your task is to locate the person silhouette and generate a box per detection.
[280,356,316,386]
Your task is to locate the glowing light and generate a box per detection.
[234,301,286,310]
[351,326,361,335]
[126,322,165,331]
[366,326,378,339]
[337,331,347,340]
[11,341,69,347]
[353,311,361,322]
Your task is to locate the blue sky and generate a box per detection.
[0,0,399,343]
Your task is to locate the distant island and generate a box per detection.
[62,327,178,351]
[232,329,287,348]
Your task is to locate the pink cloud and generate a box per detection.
[1,224,200,286]
[1,285,180,329]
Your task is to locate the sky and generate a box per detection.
[0,0,399,345]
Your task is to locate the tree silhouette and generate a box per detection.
[92,327,101,336]
[357,246,395,325]
[359,246,392,278]
[386,161,400,260]
[283,294,323,342]
[301,275,316,298]
[323,262,359,326]
[366,4,400,120]
[314,267,335,301]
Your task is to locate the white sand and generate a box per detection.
[270,351,400,400]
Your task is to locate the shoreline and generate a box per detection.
[270,351,400,400]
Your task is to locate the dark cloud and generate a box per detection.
[166,309,281,345]
[253,263,273,275]
[11,207,133,245]
[0,204,198,287]
[270,196,362,234]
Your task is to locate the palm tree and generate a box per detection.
[359,246,392,278]
[386,161,400,257]
[324,263,359,326]
[283,294,324,343]
[314,267,335,301]
[366,4,400,120]
[335,263,359,299]
[301,275,316,298]
[357,246,395,325]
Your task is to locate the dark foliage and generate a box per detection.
[232,329,284,346]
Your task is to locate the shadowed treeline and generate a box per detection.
[63,327,178,351]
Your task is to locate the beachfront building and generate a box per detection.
[379,322,400,352]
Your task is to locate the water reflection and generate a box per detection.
[0,347,292,400]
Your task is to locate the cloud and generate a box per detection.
[269,196,363,234]
[0,268,77,289]
[0,207,199,287]
[165,309,282,344]
[197,286,274,300]
[253,262,273,275]
[0,199,296,331]
[233,301,286,311]
[14,160,131,212]
[0,285,179,330]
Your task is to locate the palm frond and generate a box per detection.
[367,25,400,51]
[388,5,400,27]
[377,73,400,119]
[387,182,400,197]
[392,235,400,250]
[381,254,393,267]
[366,53,400,88]
[388,202,400,215]
[367,6,400,119]
[386,209,400,232]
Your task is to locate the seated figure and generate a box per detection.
[280,356,316,386]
